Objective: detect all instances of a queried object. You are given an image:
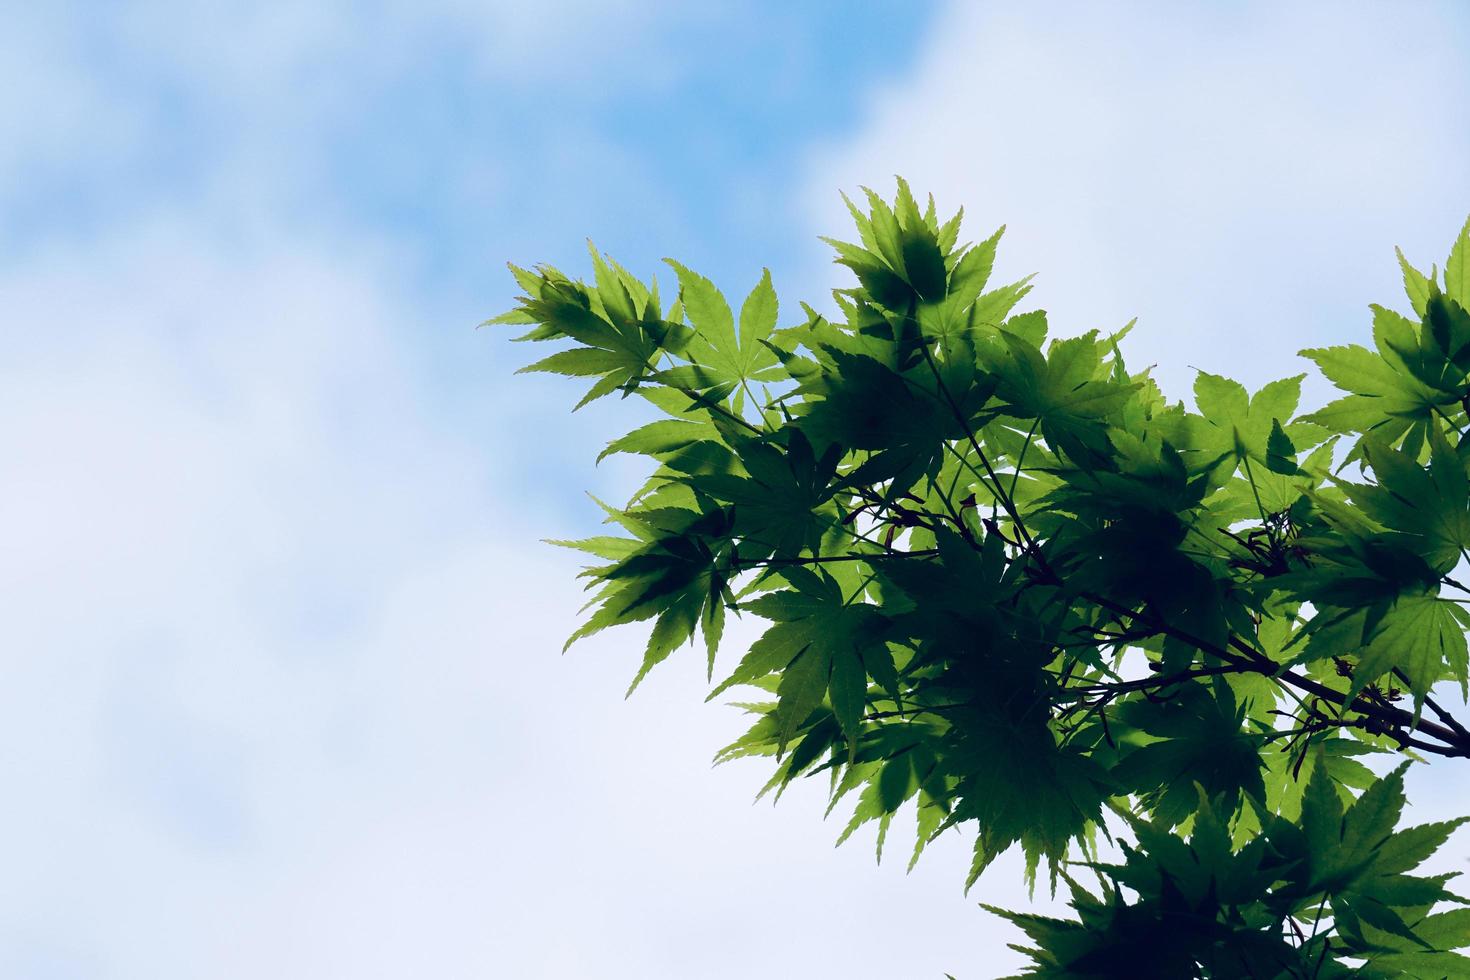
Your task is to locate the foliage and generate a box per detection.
[492,181,1470,976]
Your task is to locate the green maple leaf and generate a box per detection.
[1189,370,1327,485]
[952,711,1111,891]
[823,180,948,311]
[1351,592,1469,706]
[491,251,687,409]
[796,347,992,495]
[710,568,888,752]
[1264,418,1300,475]
[665,260,782,393]
[684,428,840,559]
[595,417,719,464]
[1446,216,1470,313]
[554,500,735,691]
[1300,302,1465,459]
[1111,682,1266,827]
[1346,430,1470,574]
[1283,760,1470,953]
[979,322,1137,462]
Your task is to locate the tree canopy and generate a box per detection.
[491,181,1470,977]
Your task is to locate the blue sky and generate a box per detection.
[4,2,1470,977]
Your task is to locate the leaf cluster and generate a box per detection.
[995,762,1470,977]
[492,185,1470,973]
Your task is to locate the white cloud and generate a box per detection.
[797,0,1470,406]
[0,8,144,208]
[23,2,1470,976]
[106,0,695,116]
[2,0,1058,975]
[0,200,1050,976]
[0,0,705,246]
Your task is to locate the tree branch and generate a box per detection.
[732,549,937,570]
[1054,586,1470,757]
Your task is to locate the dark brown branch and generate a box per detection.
[1054,662,1261,703]
[914,339,1047,560]
[1393,667,1470,738]
[732,549,938,570]
[1068,587,1470,757]
[863,703,970,722]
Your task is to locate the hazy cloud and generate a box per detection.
[10,2,1467,976]
[798,0,1470,405]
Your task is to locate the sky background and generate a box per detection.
[4,2,1470,977]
